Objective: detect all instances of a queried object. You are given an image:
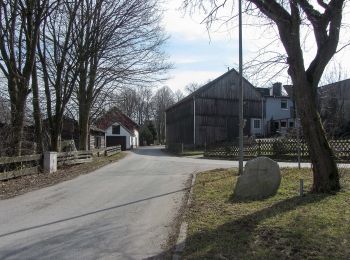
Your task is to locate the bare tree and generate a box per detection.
[74,0,170,150]
[185,82,201,94]
[184,0,347,192]
[37,0,81,151]
[152,86,175,144]
[0,0,53,155]
[174,89,185,102]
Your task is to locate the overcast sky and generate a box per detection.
[161,0,350,93]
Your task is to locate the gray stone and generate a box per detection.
[233,157,281,200]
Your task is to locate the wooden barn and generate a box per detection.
[165,68,263,147]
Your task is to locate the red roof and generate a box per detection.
[96,107,139,133]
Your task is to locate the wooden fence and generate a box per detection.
[57,150,93,166]
[0,154,42,181]
[0,145,122,181]
[205,138,350,162]
[104,146,121,156]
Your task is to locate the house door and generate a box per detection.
[106,136,126,151]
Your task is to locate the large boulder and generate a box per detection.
[233,157,281,200]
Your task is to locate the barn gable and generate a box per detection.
[166,68,263,147]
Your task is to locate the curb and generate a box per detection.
[172,172,197,260]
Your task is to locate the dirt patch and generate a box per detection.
[0,152,127,200]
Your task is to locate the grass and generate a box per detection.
[181,150,204,156]
[183,167,350,259]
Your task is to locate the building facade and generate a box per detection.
[166,68,263,147]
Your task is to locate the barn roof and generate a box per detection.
[96,107,139,133]
[166,68,260,111]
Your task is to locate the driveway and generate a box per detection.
[0,146,233,260]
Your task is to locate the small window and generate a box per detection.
[112,125,120,134]
[281,99,288,109]
[289,121,294,128]
[281,121,287,128]
[253,119,261,129]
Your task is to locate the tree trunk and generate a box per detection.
[79,114,89,151]
[32,64,44,154]
[51,118,62,152]
[78,101,90,151]
[293,78,340,192]
[51,131,62,152]
[8,79,28,156]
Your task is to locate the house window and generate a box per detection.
[289,121,294,128]
[281,99,288,109]
[112,125,120,134]
[253,119,261,129]
[281,121,287,128]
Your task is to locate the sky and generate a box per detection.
[161,0,350,93]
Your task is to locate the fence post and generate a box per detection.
[44,152,57,174]
[181,143,184,154]
[257,140,261,156]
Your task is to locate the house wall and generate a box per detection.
[130,129,139,148]
[89,133,106,150]
[320,79,350,124]
[265,97,293,121]
[250,118,263,136]
[264,97,294,135]
[105,123,133,149]
[166,69,263,146]
[166,98,194,145]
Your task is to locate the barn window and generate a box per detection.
[253,119,261,129]
[281,121,287,128]
[281,99,288,109]
[289,121,294,128]
[112,125,120,134]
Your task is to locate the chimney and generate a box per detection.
[272,82,282,96]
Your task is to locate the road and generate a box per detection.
[0,146,233,260]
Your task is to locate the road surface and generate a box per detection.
[0,146,233,260]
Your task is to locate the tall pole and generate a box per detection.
[193,96,196,149]
[238,0,244,175]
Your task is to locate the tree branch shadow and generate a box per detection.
[149,193,331,259]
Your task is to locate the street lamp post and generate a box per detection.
[238,0,244,175]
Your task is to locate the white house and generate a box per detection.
[256,83,296,136]
[105,123,139,150]
[96,107,139,150]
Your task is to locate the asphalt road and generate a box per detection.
[0,146,233,260]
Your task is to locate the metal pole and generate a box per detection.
[164,112,167,146]
[193,96,196,148]
[238,0,244,175]
[297,118,301,169]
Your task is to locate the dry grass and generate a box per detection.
[183,167,350,259]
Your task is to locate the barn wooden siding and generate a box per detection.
[166,69,263,147]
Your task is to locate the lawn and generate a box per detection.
[183,167,350,259]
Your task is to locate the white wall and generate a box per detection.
[265,97,293,121]
[250,118,263,136]
[105,123,135,149]
[264,97,294,135]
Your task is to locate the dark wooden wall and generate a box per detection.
[166,69,262,146]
